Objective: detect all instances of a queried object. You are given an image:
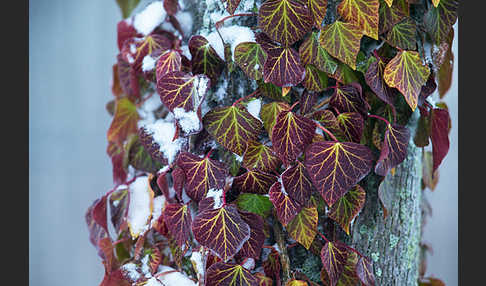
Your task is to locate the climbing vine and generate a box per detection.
[87,0,456,285]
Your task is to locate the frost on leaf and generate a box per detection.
[127,176,154,238]
[192,204,250,262]
[203,105,263,156]
[383,50,430,111]
[176,152,227,201]
[305,141,373,206]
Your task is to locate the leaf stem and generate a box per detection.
[314,97,331,110]
[205,149,214,159]
[215,13,256,29]
[315,122,339,141]
[288,101,300,111]
[232,89,259,107]
[347,246,366,258]
[318,231,330,243]
[273,220,291,284]
[368,114,391,126]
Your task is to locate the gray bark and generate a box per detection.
[185,1,424,285]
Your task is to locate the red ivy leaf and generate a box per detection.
[109,188,129,233]
[378,0,408,34]
[430,108,450,172]
[107,142,128,185]
[271,110,316,166]
[117,54,140,100]
[305,141,374,206]
[330,84,369,117]
[299,31,338,75]
[157,71,210,112]
[238,211,266,259]
[234,42,268,81]
[300,90,318,115]
[222,0,242,15]
[156,50,182,82]
[336,112,364,143]
[375,124,410,176]
[164,0,179,15]
[308,0,328,28]
[86,198,109,255]
[121,34,172,73]
[356,256,376,286]
[328,185,365,235]
[260,101,290,139]
[117,20,140,51]
[365,59,396,107]
[312,110,347,141]
[302,65,328,92]
[320,241,349,286]
[192,204,251,262]
[263,248,281,283]
[424,0,458,45]
[243,140,282,172]
[176,152,227,201]
[171,166,186,201]
[206,262,259,286]
[107,97,140,144]
[263,46,306,87]
[281,162,315,205]
[337,0,380,40]
[203,105,263,155]
[286,206,318,249]
[189,35,225,84]
[162,203,192,247]
[258,0,313,46]
[255,273,273,286]
[269,181,302,226]
[233,170,278,194]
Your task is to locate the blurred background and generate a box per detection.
[28,1,458,285]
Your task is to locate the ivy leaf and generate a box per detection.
[386,18,417,50]
[116,0,141,18]
[257,80,289,102]
[157,71,210,112]
[337,0,380,40]
[269,181,302,226]
[121,35,172,73]
[263,46,306,87]
[107,142,128,185]
[383,50,430,111]
[328,185,365,235]
[109,188,129,233]
[308,0,328,27]
[258,0,313,46]
[260,102,290,139]
[263,248,281,281]
[321,251,360,286]
[305,141,374,206]
[127,135,163,173]
[312,110,347,141]
[365,59,395,107]
[255,273,273,286]
[107,97,140,144]
[222,0,242,14]
[189,35,225,84]
[203,105,263,155]
[206,262,258,286]
[320,241,349,286]
[234,42,268,81]
[378,0,408,34]
[438,29,454,97]
[162,203,192,247]
[356,257,376,286]
[375,124,411,176]
[117,55,140,100]
[176,152,227,201]
[330,84,369,116]
[286,279,309,286]
[272,110,316,165]
[117,20,140,51]
[238,211,266,259]
[233,170,277,194]
[192,204,250,262]
[299,31,338,75]
[330,62,360,84]
[319,20,363,70]
[384,0,393,6]
[430,108,450,172]
[156,50,182,82]
[281,162,315,205]
[336,112,364,143]
[287,206,318,249]
[302,65,328,92]
[424,0,458,45]
[235,193,274,218]
[243,140,282,172]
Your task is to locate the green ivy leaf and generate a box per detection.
[236,193,274,218]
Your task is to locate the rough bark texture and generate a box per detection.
[350,111,423,285]
[184,0,424,285]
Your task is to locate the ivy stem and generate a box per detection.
[215,13,256,29]
[313,97,331,110]
[347,246,366,259]
[318,231,330,243]
[372,49,384,63]
[273,220,291,284]
[112,237,129,246]
[315,122,339,141]
[232,89,259,106]
[222,188,227,206]
[205,149,214,159]
[368,114,391,126]
[288,101,300,111]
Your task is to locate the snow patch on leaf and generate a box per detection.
[142,119,186,164]
[142,55,157,72]
[133,1,167,35]
[247,98,262,122]
[173,107,201,134]
[206,188,224,209]
[127,176,153,238]
[202,26,256,60]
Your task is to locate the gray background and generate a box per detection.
[28,1,458,285]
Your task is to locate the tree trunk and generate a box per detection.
[184,0,424,284]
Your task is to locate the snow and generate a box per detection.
[242,258,255,270]
[143,119,186,164]
[173,108,201,134]
[155,265,197,286]
[180,45,191,59]
[133,1,167,35]
[203,26,256,60]
[146,277,163,286]
[137,93,162,127]
[175,11,193,36]
[130,43,137,54]
[193,75,210,108]
[206,188,223,209]
[254,63,259,70]
[127,176,152,237]
[121,263,141,282]
[234,153,243,163]
[142,55,156,72]
[247,98,262,122]
[278,176,288,196]
[127,54,135,64]
[190,251,205,277]
[150,195,166,228]
[213,79,228,102]
[141,254,152,278]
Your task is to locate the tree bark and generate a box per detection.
[184,0,424,285]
